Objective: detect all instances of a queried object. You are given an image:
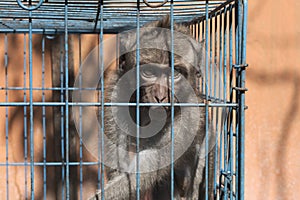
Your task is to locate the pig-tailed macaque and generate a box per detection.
[89,16,215,200]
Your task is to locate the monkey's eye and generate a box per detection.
[169,69,182,80]
[141,67,156,78]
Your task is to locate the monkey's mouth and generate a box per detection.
[139,106,170,127]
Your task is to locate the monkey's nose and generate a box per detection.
[154,82,169,103]
[154,96,167,103]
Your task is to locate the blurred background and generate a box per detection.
[245,0,300,199]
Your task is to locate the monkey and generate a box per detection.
[89,16,215,200]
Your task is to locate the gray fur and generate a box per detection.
[89,16,215,200]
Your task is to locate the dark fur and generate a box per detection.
[90,16,215,200]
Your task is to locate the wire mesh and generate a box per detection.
[0,0,247,199]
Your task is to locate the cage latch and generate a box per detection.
[233,87,248,92]
[233,63,249,69]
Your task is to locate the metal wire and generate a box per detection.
[143,0,168,8]
[0,0,247,199]
[0,0,232,34]
[136,0,141,198]
[170,1,175,198]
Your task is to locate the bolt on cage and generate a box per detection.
[0,0,248,200]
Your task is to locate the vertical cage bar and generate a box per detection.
[218,12,223,102]
[78,34,83,200]
[23,33,28,200]
[4,33,9,200]
[64,0,70,199]
[99,1,105,199]
[202,18,205,42]
[28,9,35,200]
[222,6,229,200]
[41,35,47,200]
[237,1,243,200]
[223,7,228,104]
[209,14,213,98]
[60,34,66,200]
[97,33,101,191]
[198,21,204,93]
[213,12,219,199]
[204,1,209,200]
[218,10,223,200]
[213,12,218,100]
[238,1,248,199]
[234,1,240,198]
[170,0,175,199]
[228,4,234,200]
[135,1,141,199]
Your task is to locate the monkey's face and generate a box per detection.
[122,48,199,130]
[117,25,203,136]
[124,48,197,104]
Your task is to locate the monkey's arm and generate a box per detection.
[89,149,168,200]
[193,138,216,200]
[174,144,201,198]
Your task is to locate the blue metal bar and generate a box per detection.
[0,102,239,107]
[201,16,205,93]
[0,86,103,91]
[212,13,219,198]
[78,34,83,200]
[23,32,29,200]
[213,13,219,197]
[1,0,233,34]
[59,33,65,200]
[209,14,213,98]
[170,0,175,199]
[202,17,205,44]
[196,22,202,93]
[98,1,105,199]
[205,1,209,200]
[236,1,245,200]
[223,7,228,104]
[0,2,246,199]
[0,161,112,166]
[218,12,223,102]
[187,0,234,24]
[194,24,197,40]
[228,4,234,200]
[41,34,47,200]
[197,21,203,93]
[222,6,229,200]
[64,1,70,199]
[234,1,240,198]
[218,12,224,199]
[239,1,248,199]
[28,9,35,200]
[213,12,218,101]
[208,15,218,198]
[96,19,102,199]
[4,33,9,200]
[135,1,141,199]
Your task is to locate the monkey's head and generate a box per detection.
[119,16,204,105]
[116,16,204,130]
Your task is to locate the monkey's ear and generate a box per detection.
[192,39,205,78]
[118,30,137,71]
[144,15,191,35]
[119,30,137,54]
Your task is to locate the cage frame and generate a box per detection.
[0,0,248,199]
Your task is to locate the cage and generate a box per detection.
[0,0,248,199]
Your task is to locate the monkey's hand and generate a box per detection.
[89,173,132,200]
